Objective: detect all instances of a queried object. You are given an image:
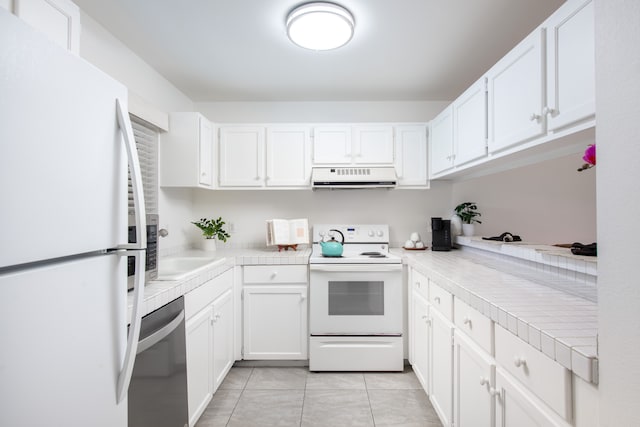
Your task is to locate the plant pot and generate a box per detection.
[462,223,475,237]
[199,238,217,251]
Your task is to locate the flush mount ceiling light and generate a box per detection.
[286,2,355,51]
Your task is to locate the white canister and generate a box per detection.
[450,214,463,236]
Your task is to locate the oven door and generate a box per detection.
[309,263,402,335]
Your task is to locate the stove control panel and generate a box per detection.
[313,224,390,243]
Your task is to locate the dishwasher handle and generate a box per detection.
[136,310,185,355]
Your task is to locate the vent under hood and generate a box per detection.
[311,167,397,189]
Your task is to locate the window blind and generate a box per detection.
[128,115,159,215]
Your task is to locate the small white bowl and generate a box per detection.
[404,239,416,248]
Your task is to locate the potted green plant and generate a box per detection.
[454,202,481,236]
[192,217,230,251]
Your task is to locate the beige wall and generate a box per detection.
[451,153,597,244]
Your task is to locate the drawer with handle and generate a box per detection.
[495,325,572,421]
[429,279,453,320]
[244,265,308,284]
[455,297,494,355]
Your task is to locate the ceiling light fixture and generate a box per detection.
[286,2,355,51]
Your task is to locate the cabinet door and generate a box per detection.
[198,117,214,187]
[454,77,487,166]
[266,126,311,187]
[495,368,569,427]
[411,291,430,391]
[430,308,454,427]
[487,29,545,153]
[243,285,308,360]
[312,126,352,164]
[545,0,595,131]
[15,0,80,53]
[429,106,454,176]
[454,330,495,427]
[212,289,234,392]
[219,127,265,187]
[186,306,213,426]
[395,125,428,187]
[353,125,394,164]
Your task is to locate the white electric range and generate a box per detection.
[308,224,403,372]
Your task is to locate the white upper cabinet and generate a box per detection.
[161,112,215,189]
[545,0,595,132]
[430,106,455,176]
[395,125,428,187]
[14,0,80,54]
[312,125,395,166]
[487,28,545,154]
[353,125,394,164]
[453,77,487,166]
[219,126,265,187]
[266,126,312,187]
[312,126,352,164]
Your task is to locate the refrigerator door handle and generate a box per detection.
[115,98,147,250]
[116,249,145,403]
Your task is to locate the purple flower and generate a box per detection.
[577,144,596,172]
[583,144,596,166]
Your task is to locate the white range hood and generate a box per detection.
[311,166,397,189]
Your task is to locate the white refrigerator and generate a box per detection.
[0,9,147,427]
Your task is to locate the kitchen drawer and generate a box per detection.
[185,268,233,319]
[429,279,453,320]
[454,297,494,355]
[244,265,308,284]
[411,269,429,300]
[495,325,572,421]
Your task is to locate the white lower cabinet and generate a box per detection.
[185,303,214,426]
[212,289,234,391]
[454,330,496,427]
[185,269,235,427]
[242,265,308,360]
[430,307,454,427]
[411,291,430,390]
[495,367,570,427]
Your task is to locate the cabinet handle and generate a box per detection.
[514,357,527,368]
[270,271,278,280]
[255,176,261,180]
[529,113,542,122]
[301,295,307,302]
[479,377,489,387]
[489,388,501,400]
[201,172,206,176]
[434,296,441,304]
[542,106,557,116]
[463,316,472,326]
[421,315,428,320]
[425,318,432,326]
[415,281,420,288]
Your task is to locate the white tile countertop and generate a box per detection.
[398,247,598,384]
[127,247,312,321]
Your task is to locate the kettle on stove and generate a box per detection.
[320,229,345,257]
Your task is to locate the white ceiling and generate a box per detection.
[74,0,565,102]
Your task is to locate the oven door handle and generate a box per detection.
[310,264,402,272]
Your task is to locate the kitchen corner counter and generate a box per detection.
[397,247,599,384]
[128,247,311,321]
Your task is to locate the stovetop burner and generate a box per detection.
[360,251,386,257]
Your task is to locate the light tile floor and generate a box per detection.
[195,366,443,427]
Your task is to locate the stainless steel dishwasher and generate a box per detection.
[128,296,188,427]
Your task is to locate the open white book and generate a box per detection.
[266,218,309,247]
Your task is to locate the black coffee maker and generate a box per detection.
[431,217,452,251]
